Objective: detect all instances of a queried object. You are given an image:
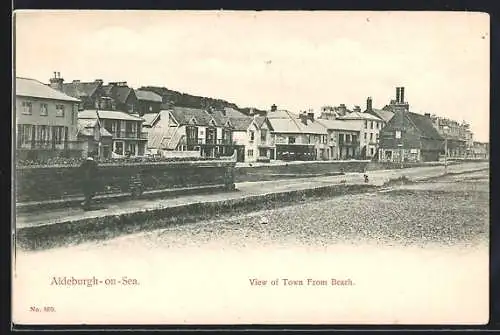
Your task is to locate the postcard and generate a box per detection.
[12,10,490,326]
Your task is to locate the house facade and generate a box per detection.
[78,110,147,157]
[267,108,328,161]
[145,107,235,158]
[337,111,383,159]
[16,77,81,160]
[231,116,275,162]
[76,118,113,158]
[315,119,361,160]
[429,115,470,158]
[378,109,444,163]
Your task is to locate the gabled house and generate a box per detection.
[101,82,138,114]
[76,118,113,158]
[378,109,444,163]
[16,76,81,160]
[144,107,235,158]
[135,89,163,116]
[230,115,275,162]
[78,109,147,157]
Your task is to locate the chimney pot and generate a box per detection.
[271,104,277,112]
[396,87,401,103]
[400,87,405,103]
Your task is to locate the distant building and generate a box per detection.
[135,89,163,116]
[428,115,471,158]
[16,77,81,160]
[472,141,489,159]
[78,110,147,157]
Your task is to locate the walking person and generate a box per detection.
[80,151,99,210]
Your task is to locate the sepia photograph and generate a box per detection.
[12,10,490,325]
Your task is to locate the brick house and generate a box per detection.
[378,109,444,163]
[16,77,81,160]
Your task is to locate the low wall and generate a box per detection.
[235,160,370,183]
[161,150,200,158]
[16,159,236,204]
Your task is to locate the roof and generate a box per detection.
[266,109,295,119]
[224,107,248,118]
[316,119,361,132]
[407,112,443,140]
[77,119,113,137]
[170,107,216,126]
[142,113,159,127]
[338,111,382,121]
[79,109,144,122]
[266,110,327,135]
[61,81,100,98]
[101,85,133,104]
[147,126,178,149]
[135,90,163,102]
[229,117,254,131]
[16,77,80,102]
[368,109,394,123]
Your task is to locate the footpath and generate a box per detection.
[16,161,487,230]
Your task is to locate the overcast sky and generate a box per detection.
[15,10,489,141]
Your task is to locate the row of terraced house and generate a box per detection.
[15,73,488,163]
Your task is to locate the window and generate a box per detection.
[370,121,374,129]
[53,126,64,144]
[40,103,48,116]
[56,104,65,117]
[364,120,368,129]
[370,148,374,156]
[247,149,254,157]
[21,101,32,115]
[17,124,33,146]
[249,130,255,141]
[260,129,267,142]
[370,133,373,141]
[288,136,296,144]
[364,133,367,140]
[339,134,344,142]
[376,133,379,140]
[36,125,50,144]
[114,141,124,155]
[346,134,351,142]
[352,135,357,143]
[131,122,137,133]
[149,106,153,112]
[71,106,77,125]
[128,143,136,156]
[395,130,402,139]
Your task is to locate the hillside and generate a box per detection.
[140,86,267,116]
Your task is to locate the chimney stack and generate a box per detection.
[400,87,405,103]
[366,97,373,112]
[270,104,277,112]
[307,112,314,123]
[424,113,431,118]
[353,106,361,113]
[396,87,401,103]
[299,112,308,125]
[49,71,64,91]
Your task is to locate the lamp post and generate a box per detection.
[442,125,449,174]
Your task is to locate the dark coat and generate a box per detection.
[79,159,99,193]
